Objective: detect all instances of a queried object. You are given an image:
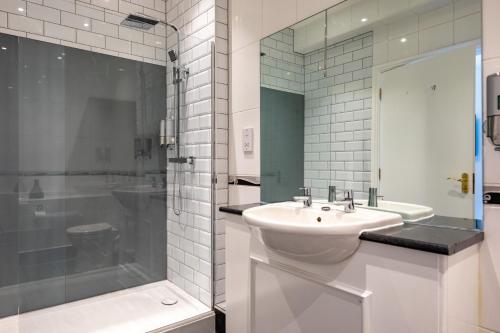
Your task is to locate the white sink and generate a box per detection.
[112,185,166,212]
[355,200,434,222]
[243,201,403,264]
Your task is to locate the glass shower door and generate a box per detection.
[0,33,21,319]
[16,34,68,314]
[0,33,168,319]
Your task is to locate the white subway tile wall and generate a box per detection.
[261,28,304,95]
[0,0,167,65]
[214,0,229,306]
[304,32,373,199]
[165,0,228,307]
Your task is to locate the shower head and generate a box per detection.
[121,14,182,65]
[121,14,159,30]
[168,50,177,62]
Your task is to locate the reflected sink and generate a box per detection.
[355,200,434,222]
[112,185,166,212]
[243,202,403,264]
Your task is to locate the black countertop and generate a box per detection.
[359,223,483,255]
[219,203,484,256]
[219,203,262,215]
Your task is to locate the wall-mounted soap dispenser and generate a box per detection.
[487,73,500,148]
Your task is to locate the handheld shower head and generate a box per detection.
[168,50,177,62]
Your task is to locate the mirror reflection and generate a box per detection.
[260,0,482,223]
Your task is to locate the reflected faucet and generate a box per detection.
[333,190,356,213]
[293,187,312,207]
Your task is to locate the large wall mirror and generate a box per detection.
[260,0,482,224]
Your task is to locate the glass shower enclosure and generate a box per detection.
[0,27,214,326]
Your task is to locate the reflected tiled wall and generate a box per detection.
[260,28,304,95]
[304,32,373,199]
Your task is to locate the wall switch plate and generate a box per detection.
[242,127,254,153]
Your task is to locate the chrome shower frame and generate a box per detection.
[121,13,193,216]
[121,13,188,159]
[164,22,190,159]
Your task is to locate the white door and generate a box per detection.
[379,44,476,218]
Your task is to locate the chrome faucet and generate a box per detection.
[293,187,312,207]
[368,187,384,207]
[333,190,356,213]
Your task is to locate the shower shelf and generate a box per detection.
[168,156,195,164]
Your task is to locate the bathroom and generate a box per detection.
[0,0,499,332]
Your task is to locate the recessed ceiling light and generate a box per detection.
[400,37,407,43]
[361,18,368,23]
[155,41,162,45]
[17,7,24,12]
[84,23,89,27]
[1,46,6,50]
[57,56,63,60]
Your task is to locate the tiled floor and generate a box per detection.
[0,281,211,333]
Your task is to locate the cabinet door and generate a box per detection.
[251,261,364,333]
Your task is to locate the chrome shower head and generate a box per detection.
[121,14,159,30]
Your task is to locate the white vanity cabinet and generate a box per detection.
[224,213,480,333]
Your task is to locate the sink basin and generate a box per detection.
[112,185,166,212]
[355,200,434,222]
[243,201,403,264]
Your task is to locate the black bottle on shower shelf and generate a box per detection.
[29,179,44,199]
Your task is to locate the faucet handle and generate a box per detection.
[299,187,311,196]
[344,189,353,199]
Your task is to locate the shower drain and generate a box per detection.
[161,298,178,306]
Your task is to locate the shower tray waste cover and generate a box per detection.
[161,298,178,306]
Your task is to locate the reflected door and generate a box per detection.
[379,44,476,218]
[261,88,305,203]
